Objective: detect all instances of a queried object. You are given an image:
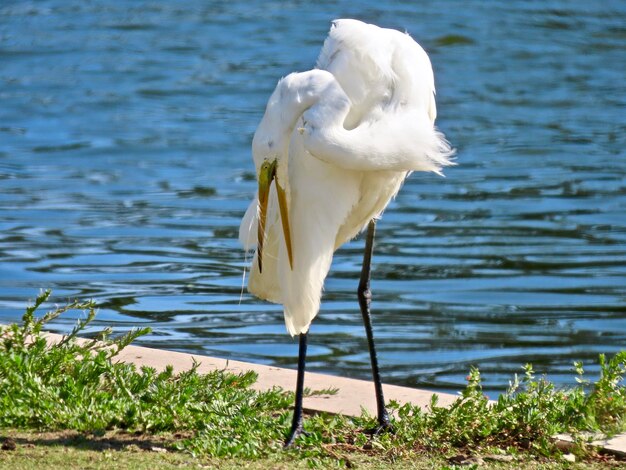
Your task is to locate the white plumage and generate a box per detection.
[239,19,454,336]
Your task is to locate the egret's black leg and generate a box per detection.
[358,219,392,433]
[284,332,308,447]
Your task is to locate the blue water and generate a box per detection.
[1,1,625,393]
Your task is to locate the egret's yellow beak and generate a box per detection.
[257,159,293,273]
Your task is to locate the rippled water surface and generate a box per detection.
[1,1,625,393]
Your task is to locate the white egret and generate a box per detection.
[239,19,454,446]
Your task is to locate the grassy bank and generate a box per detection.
[2,429,621,470]
[1,291,625,468]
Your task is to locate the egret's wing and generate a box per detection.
[301,110,454,174]
[317,19,395,129]
[306,19,454,174]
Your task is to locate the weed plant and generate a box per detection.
[0,290,624,464]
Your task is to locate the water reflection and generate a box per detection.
[0,1,625,393]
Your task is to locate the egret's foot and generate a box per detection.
[364,422,395,436]
[284,423,310,448]
[363,413,394,436]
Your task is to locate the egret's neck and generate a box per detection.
[251,70,350,170]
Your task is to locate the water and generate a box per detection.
[1,1,625,394]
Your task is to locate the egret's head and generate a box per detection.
[253,72,334,275]
[256,157,293,274]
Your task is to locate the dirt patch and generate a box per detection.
[1,429,192,454]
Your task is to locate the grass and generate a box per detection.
[1,430,621,470]
[1,290,625,469]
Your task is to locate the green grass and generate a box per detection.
[3,430,620,470]
[1,430,620,470]
[1,290,625,468]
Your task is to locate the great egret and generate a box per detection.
[239,19,454,446]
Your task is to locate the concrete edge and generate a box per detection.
[555,433,626,458]
[42,332,459,416]
[38,332,626,457]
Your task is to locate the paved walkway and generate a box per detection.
[85,334,459,416]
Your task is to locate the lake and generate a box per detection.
[1,0,625,394]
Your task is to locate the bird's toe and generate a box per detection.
[363,421,395,436]
[284,425,310,448]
